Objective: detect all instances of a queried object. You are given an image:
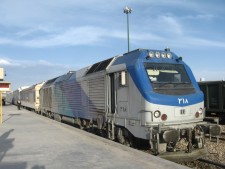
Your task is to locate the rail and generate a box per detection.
[198,158,225,168]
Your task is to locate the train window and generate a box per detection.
[144,63,195,95]
[119,71,128,86]
[145,63,189,83]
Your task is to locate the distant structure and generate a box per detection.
[200,77,205,82]
[0,68,10,124]
[0,68,4,81]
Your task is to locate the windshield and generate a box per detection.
[144,63,195,95]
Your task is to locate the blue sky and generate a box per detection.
[0,0,225,91]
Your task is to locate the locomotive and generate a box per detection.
[8,48,221,161]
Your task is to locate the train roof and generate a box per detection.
[69,67,89,80]
[198,80,225,85]
[86,57,114,75]
[41,77,58,88]
[54,72,74,84]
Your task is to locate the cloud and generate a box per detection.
[0,58,20,66]
[0,0,224,50]
[2,57,72,90]
[15,26,53,38]
[0,57,70,69]
[1,24,225,50]
[157,15,183,35]
[185,37,225,48]
[167,36,225,49]
[0,59,11,65]
[0,38,13,45]
[37,60,70,69]
[0,26,108,48]
[182,14,215,21]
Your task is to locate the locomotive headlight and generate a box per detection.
[154,110,161,118]
[155,52,160,58]
[161,52,166,58]
[198,108,203,115]
[149,51,154,58]
[195,108,203,118]
[167,53,172,59]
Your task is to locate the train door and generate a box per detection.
[108,71,129,116]
[109,73,116,114]
[107,71,131,143]
[116,71,129,118]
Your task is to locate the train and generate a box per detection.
[198,81,225,122]
[20,82,44,112]
[6,86,29,105]
[6,48,221,162]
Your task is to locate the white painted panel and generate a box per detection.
[174,107,191,117]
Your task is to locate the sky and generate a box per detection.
[0,0,225,91]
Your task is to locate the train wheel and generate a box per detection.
[54,113,62,122]
[116,127,133,147]
[117,128,125,144]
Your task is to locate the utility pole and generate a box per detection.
[123,6,132,52]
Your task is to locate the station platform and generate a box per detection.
[0,104,189,169]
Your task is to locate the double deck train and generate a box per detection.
[7,48,221,161]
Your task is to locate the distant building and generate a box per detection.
[0,68,4,81]
[200,77,205,82]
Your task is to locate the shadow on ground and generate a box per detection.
[0,129,46,169]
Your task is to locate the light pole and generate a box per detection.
[123,6,132,52]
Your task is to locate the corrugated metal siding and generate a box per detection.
[40,88,52,110]
[52,84,62,113]
[88,75,106,114]
[81,81,88,108]
[51,72,73,114]
[40,77,58,112]
[63,80,83,117]
[67,81,82,111]
[20,86,35,109]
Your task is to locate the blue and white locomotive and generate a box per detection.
[18,48,221,161]
[105,48,220,160]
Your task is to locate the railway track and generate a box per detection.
[177,125,225,168]
[197,158,225,169]
[220,132,225,141]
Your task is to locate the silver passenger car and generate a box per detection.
[20,82,44,112]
